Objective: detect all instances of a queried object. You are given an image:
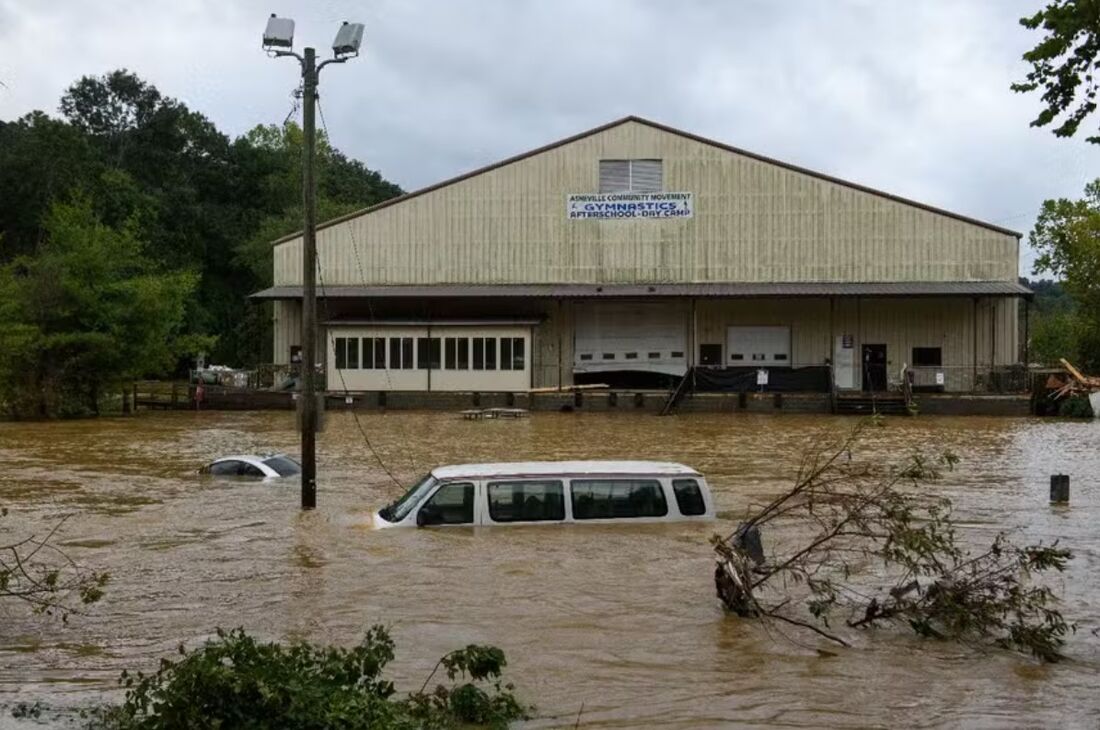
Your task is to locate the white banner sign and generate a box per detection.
[567,192,693,220]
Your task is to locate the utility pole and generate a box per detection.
[264,16,365,511]
[299,45,318,509]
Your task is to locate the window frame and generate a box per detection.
[569,478,669,520]
[912,347,943,367]
[599,159,663,193]
[334,337,348,370]
[671,478,707,517]
[362,337,385,370]
[486,480,566,523]
[418,481,476,526]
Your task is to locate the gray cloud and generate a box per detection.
[1,0,1097,274]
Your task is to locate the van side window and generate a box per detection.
[487,481,565,522]
[419,483,474,525]
[570,479,668,519]
[672,479,707,516]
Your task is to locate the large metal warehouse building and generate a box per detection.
[252,116,1028,396]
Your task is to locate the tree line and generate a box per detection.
[1014,0,1100,371]
[0,70,402,418]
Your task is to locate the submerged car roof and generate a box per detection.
[430,460,701,480]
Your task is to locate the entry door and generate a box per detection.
[861,344,887,392]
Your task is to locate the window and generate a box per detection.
[671,351,684,359]
[333,337,348,369]
[457,338,469,369]
[362,337,385,369]
[912,347,942,367]
[207,460,265,477]
[511,338,524,370]
[700,344,722,366]
[599,159,663,193]
[473,337,485,370]
[263,456,301,477]
[417,338,441,370]
[672,479,707,516]
[333,337,359,369]
[580,353,593,361]
[602,353,615,360]
[648,352,660,359]
[382,474,438,523]
[487,481,565,522]
[240,463,266,477]
[625,352,638,360]
[208,460,243,476]
[570,479,668,519]
[418,482,474,525]
[389,337,414,369]
[496,337,524,370]
[472,337,497,370]
[445,338,457,369]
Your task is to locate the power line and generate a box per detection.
[311,93,404,492]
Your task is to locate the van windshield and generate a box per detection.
[379,474,438,523]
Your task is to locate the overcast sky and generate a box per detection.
[1,0,1097,275]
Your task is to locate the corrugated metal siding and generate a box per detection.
[273,300,301,365]
[696,295,1018,386]
[273,121,1018,288]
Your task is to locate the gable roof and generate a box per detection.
[272,115,1021,246]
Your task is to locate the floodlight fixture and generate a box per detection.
[332,21,365,58]
[263,14,295,51]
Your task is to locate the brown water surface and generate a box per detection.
[0,411,1098,728]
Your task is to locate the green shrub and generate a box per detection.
[1059,395,1095,418]
[86,626,530,729]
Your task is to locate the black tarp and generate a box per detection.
[691,366,831,393]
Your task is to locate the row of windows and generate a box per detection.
[334,336,525,371]
[418,478,706,525]
[578,351,684,362]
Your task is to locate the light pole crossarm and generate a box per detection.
[317,56,352,75]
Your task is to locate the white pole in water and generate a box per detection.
[263,15,365,510]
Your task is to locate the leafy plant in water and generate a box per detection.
[713,418,1075,661]
[86,626,530,729]
[0,508,108,621]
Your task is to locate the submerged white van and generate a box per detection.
[373,460,715,528]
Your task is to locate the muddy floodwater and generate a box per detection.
[0,411,1098,728]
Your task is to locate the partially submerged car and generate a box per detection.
[200,454,301,479]
[374,460,715,528]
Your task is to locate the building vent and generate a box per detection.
[599,159,663,193]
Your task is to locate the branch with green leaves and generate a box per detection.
[713,419,1075,661]
[0,507,108,622]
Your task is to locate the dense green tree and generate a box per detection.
[0,113,101,259]
[0,198,207,418]
[0,69,402,379]
[1029,179,1100,369]
[1012,0,1100,143]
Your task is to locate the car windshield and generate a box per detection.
[380,474,438,523]
[262,456,301,477]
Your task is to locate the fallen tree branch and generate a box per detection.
[713,418,1075,661]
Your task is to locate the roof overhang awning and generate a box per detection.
[322,318,543,326]
[251,281,1033,300]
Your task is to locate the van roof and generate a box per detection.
[430,460,701,480]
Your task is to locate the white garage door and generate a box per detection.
[574,302,687,376]
[727,326,790,367]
